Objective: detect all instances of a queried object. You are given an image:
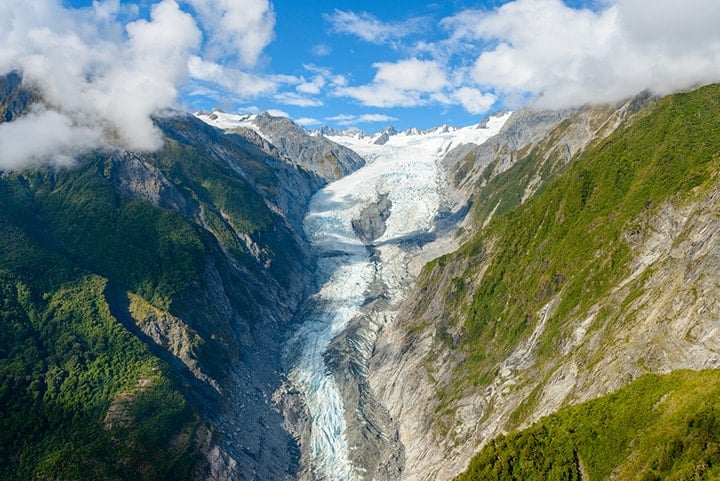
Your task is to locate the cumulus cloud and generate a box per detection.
[185,0,275,66]
[332,0,720,116]
[0,107,103,170]
[337,58,448,107]
[444,0,720,109]
[452,87,497,115]
[324,9,426,46]
[0,0,280,169]
[0,0,200,168]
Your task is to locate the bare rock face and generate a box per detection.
[0,70,36,122]
[108,151,193,215]
[352,194,393,245]
[250,112,366,181]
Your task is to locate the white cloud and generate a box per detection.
[336,84,422,108]
[266,109,289,118]
[188,56,278,97]
[311,44,332,56]
[374,59,447,91]
[326,113,398,126]
[297,75,326,95]
[358,113,398,123]
[0,0,201,167]
[0,0,285,169]
[336,58,448,108]
[452,87,497,115]
[304,64,347,87]
[295,117,322,127]
[443,0,720,109]
[326,114,355,123]
[0,107,103,169]
[332,0,720,117]
[185,0,275,66]
[324,9,425,45]
[274,92,323,107]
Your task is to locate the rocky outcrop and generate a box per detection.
[352,193,392,245]
[0,70,36,122]
[108,150,193,215]
[249,112,366,181]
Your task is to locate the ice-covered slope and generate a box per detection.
[286,113,511,480]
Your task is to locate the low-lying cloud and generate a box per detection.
[0,108,103,170]
[0,0,276,170]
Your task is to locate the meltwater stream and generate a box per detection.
[286,114,511,480]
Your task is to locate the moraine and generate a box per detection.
[286,113,511,480]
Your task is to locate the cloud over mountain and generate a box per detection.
[0,0,276,169]
[2,0,720,167]
[454,0,720,109]
[333,0,720,113]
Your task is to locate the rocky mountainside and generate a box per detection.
[5,64,720,481]
[196,110,365,182]
[369,84,720,480]
[0,73,362,480]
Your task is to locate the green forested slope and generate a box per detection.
[0,274,199,480]
[0,74,316,479]
[0,159,208,480]
[427,83,720,392]
[456,370,720,481]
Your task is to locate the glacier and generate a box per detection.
[287,113,511,480]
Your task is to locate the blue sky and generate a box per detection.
[2,0,720,168]
[55,0,609,130]
[183,0,531,130]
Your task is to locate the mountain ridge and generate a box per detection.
[3,68,720,481]
[0,71,367,480]
[369,83,720,480]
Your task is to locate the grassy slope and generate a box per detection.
[455,370,720,481]
[426,84,720,393]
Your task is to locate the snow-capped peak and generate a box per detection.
[194,109,274,143]
[325,111,512,154]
